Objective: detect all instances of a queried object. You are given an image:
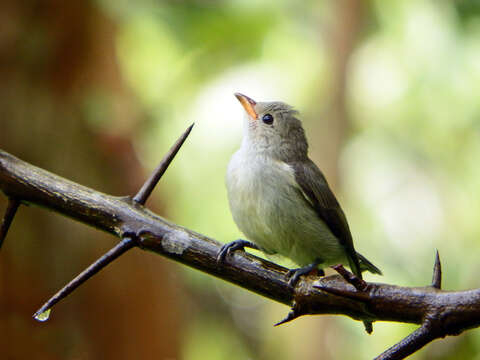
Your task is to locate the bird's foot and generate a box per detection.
[286,259,324,288]
[216,239,259,264]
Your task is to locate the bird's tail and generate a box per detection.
[357,252,382,275]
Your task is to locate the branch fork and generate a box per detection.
[2,124,194,322]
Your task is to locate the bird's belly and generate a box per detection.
[227,159,344,266]
[262,190,344,266]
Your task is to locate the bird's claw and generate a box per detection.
[217,243,235,263]
[216,239,259,264]
[287,270,303,288]
[286,260,325,288]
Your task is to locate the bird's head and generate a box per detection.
[234,93,308,161]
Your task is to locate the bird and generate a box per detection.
[217,93,381,289]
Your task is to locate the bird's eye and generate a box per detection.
[262,113,274,125]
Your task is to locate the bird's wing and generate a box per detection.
[289,159,362,277]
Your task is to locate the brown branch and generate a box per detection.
[1,144,480,359]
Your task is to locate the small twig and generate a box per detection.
[33,236,135,321]
[375,320,438,360]
[331,264,367,291]
[0,197,20,250]
[133,123,194,205]
[431,250,442,289]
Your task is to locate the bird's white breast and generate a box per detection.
[226,148,294,253]
[226,146,343,266]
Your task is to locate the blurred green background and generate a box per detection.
[2,0,480,359]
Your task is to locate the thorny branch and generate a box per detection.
[1,126,480,359]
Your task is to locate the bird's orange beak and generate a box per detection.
[234,93,258,120]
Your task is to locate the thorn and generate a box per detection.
[364,321,373,334]
[314,282,370,302]
[133,123,194,205]
[0,197,21,250]
[331,264,368,291]
[33,236,135,321]
[431,249,442,289]
[274,307,301,326]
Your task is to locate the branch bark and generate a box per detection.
[1,146,480,359]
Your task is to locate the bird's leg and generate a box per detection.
[286,258,324,288]
[217,239,259,263]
